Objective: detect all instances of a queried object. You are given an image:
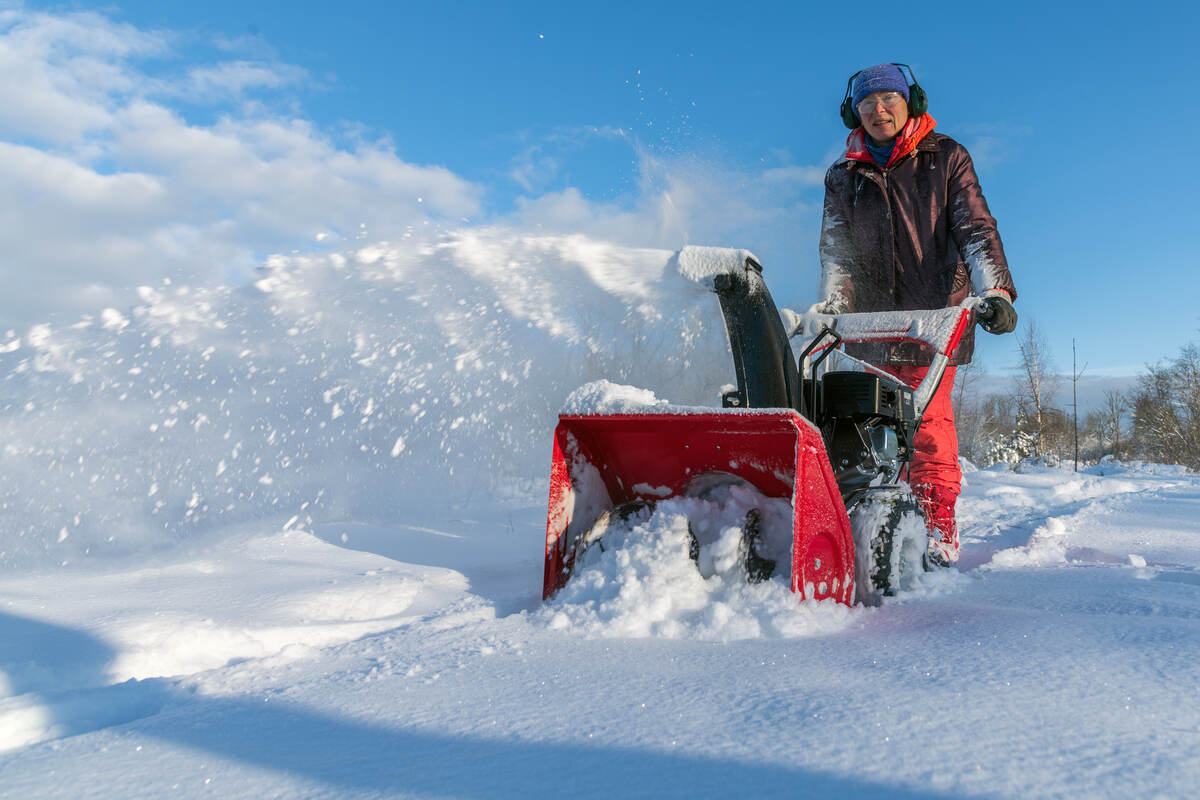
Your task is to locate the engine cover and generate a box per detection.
[821,371,915,425]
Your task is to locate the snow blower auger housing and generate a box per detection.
[542,246,981,605]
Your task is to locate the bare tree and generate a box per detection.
[1130,344,1200,469]
[1014,319,1061,460]
[1081,410,1107,461]
[972,392,1020,466]
[1071,339,1086,470]
[981,392,1018,431]
[951,359,984,463]
[1097,388,1128,458]
[953,357,980,412]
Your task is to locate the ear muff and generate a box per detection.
[839,70,862,129]
[902,63,928,116]
[840,63,928,129]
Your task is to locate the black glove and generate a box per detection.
[979,294,1017,335]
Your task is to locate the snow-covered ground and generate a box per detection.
[2,234,1198,798]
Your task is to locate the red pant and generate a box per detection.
[882,365,960,562]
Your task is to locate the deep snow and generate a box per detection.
[2,233,1199,798]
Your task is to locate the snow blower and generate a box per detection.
[542,247,989,606]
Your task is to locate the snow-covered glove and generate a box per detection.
[809,298,848,316]
[978,292,1017,335]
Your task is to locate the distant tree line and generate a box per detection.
[954,323,1200,471]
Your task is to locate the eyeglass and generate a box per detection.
[856,92,906,115]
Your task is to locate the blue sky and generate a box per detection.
[3,0,1198,379]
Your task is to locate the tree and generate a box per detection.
[1070,339,1087,470]
[1013,319,1061,460]
[986,428,1037,467]
[1080,410,1108,462]
[1129,344,1200,469]
[951,359,986,464]
[1097,388,1128,459]
[971,392,1021,467]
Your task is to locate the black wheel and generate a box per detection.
[684,472,776,583]
[686,506,775,583]
[569,500,656,574]
[739,507,777,583]
[847,485,927,604]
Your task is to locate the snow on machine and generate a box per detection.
[542,247,990,606]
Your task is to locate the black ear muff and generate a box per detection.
[840,96,859,129]
[907,84,928,116]
[840,70,862,129]
[894,63,928,117]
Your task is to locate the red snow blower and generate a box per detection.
[542,247,990,606]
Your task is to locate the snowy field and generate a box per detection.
[2,234,1198,798]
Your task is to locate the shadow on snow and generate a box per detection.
[2,610,955,798]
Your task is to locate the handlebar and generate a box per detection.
[789,296,997,423]
[968,296,993,324]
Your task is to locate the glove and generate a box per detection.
[979,292,1017,335]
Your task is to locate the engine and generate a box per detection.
[817,371,917,498]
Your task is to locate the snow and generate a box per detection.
[674,244,761,288]
[539,484,829,641]
[0,526,476,753]
[561,379,791,416]
[2,232,1199,798]
[561,379,667,414]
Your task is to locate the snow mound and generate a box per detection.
[0,522,482,752]
[535,490,854,640]
[987,517,1071,568]
[1084,457,1194,479]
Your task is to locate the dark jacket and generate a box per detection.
[819,128,1016,365]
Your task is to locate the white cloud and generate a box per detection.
[0,140,165,212]
[213,32,278,58]
[760,164,826,185]
[0,8,482,330]
[506,125,629,193]
[508,148,561,194]
[183,61,309,100]
[956,123,1034,171]
[0,10,164,144]
[499,142,831,309]
[507,146,824,265]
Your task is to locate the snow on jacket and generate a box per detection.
[819,115,1016,366]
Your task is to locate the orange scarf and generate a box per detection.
[845,113,937,169]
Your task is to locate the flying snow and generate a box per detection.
[0,229,732,569]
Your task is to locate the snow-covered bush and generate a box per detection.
[985,429,1037,468]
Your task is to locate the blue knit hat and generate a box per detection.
[851,64,910,119]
